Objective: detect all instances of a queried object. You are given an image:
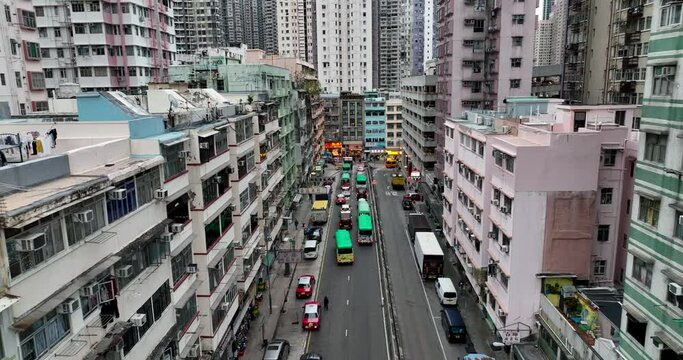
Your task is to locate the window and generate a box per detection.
[204,206,233,249]
[57,48,64,57]
[115,235,168,289]
[615,110,625,126]
[40,48,50,58]
[71,2,85,12]
[5,5,11,22]
[28,72,45,90]
[176,296,197,338]
[79,67,92,77]
[171,244,193,286]
[161,142,187,179]
[9,39,17,55]
[208,244,235,292]
[603,149,617,167]
[89,1,100,11]
[644,133,667,163]
[0,73,5,86]
[89,23,102,34]
[38,28,48,38]
[19,310,70,360]
[74,23,85,34]
[134,167,161,205]
[6,214,65,279]
[600,188,613,205]
[54,28,61,37]
[573,111,586,131]
[512,14,525,24]
[15,72,21,87]
[652,65,676,96]
[512,36,523,46]
[638,196,660,227]
[676,211,683,239]
[24,41,41,60]
[19,10,36,28]
[597,225,610,242]
[660,3,682,27]
[510,79,521,88]
[121,282,171,355]
[593,260,606,275]
[626,313,647,345]
[65,196,106,245]
[92,45,105,55]
[632,256,652,287]
[94,67,108,77]
[511,58,521,67]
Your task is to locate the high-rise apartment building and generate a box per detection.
[316,0,373,93]
[561,0,612,104]
[378,0,402,90]
[0,0,48,115]
[619,1,683,358]
[542,0,556,20]
[443,99,638,341]
[33,0,176,94]
[276,0,317,64]
[423,0,435,68]
[534,19,552,66]
[224,0,278,55]
[174,0,224,54]
[550,0,567,66]
[401,75,437,172]
[605,0,652,114]
[340,92,365,158]
[363,90,385,153]
[434,0,536,177]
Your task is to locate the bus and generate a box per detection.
[342,162,352,171]
[310,200,329,224]
[358,199,370,215]
[335,229,354,264]
[341,172,351,186]
[355,173,367,186]
[357,214,374,244]
[385,157,398,169]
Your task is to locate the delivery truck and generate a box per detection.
[414,232,444,279]
[408,213,431,242]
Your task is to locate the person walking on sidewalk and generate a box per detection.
[324,296,329,310]
[294,219,299,228]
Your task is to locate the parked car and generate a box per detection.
[305,227,323,242]
[302,301,322,330]
[402,199,414,210]
[264,339,290,360]
[300,352,323,360]
[296,275,316,299]
[335,193,347,205]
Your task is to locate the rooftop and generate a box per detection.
[580,288,623,328]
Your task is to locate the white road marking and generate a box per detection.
[348,275,351,281]
[404,229,448,360]
[345,329,349,337]
[391,191,398,196]
[347,299,350,306]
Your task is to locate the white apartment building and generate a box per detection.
[33,0,176,93]
[0,90,285,360]
[534,19,552,66]
[277,0,317,64]
[316,0,373,93]
[385,97,402,150]
[0,0,49,115]
[423,0,435,67]
[443,100,638,339]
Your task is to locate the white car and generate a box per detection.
[357,165,365,173]
[341,184,351,191]
[342,189,351,198]
[341,204,351,212]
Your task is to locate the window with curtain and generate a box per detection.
[638,196,660,227]
[19,310,70,360]
[643,133,667,163]
[632,257,652,287]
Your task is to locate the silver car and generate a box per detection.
[264,339,290,360]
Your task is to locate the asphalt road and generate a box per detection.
[374,167,473,360]
[307,167,389,360]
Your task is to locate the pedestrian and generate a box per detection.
[458,280,464,290]
[294,219,299,228]
[323,296,329,310]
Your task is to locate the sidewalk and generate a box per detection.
[242,165,337,360]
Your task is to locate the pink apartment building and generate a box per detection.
[442,100,639,338]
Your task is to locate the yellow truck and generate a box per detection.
[391,174,405,190]
[310,200,329,224]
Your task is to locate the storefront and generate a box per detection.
[324,141,343,161]
[345,143,363,159]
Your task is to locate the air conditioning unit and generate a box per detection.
[214,176,222,183]
[130,313,147,327]
[491,199,500,206]
[668,282,683,296]
[154,189,168,199]
[500,206,509,214]
[58,298,80,314]
[108,189,127,200]
[178,150,191,158]
[74,210,94,223]
[199,142,209,149]
[469,233,475,240]
[14,233,47,252]
[502,126,510,133]
[244,265,252,273]
[501,244,509,253]
[457,219,464,226]
[474,214,481,221]
[488,231,496,239]
[161,233,174,242]
[678,214,683,226]
[116,265,133,278]
[80,282,99,297]
[221,302,232,310]
[474,175,481,182]
[188,344,200,357]
[186,263,198,274]
[171,223,184,233]
[497,308,507,317]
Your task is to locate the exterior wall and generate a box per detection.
[339,93,365,157]
[223,0,278,55]
[35,0,176,92]
[423,0,435,68]
[174,0,224,54]
[535,19,553,66]
[0,0,49,115]
[400,75,437,172]
[620,2,683,358]
[378,0,402,90]
[315,0,373,93]
[385,98,402,150]
[363,91,386,153]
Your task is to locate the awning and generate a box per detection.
[161,137,189,146]
[623,303,648,323]
[0,294,20,313]
[214,122,230,131]
[13,255,121,330]
[198,130,219,138]
[627,246,655,264]
[653,330,683,354]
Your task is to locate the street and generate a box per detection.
[307,166,390,360]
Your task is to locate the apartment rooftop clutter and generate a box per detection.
[442,98,639,344]
[0,0,49,116]
[401,75,437,173]
[34,0,176,93]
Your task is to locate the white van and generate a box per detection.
[435,277,458,306]
[303,240,319,259]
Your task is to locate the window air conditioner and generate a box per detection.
[199,142,209,149]
[116,265,133,278]
[244,265,252,273]
[14,233,47,252]
[491,199,500,206]
[497,308,507,317]
[58,298,80,314]
[188,344,200,357]
[161,233,174,242]
[499,206,509,214]
[474,214,481,222]
[186,263,198,274]
[488,231,496,239]
[678,214,683,226]
[171,223,184,233]
[80,282,99,297]
[221,302,232,310]
[130,313,147,327]
[214,176,222,183]
[668,282,683,296]
[501,244,509,253]
[108,189,127,200]
[178,150,191,158]
[154,189,168,199]
[74,209,94,223]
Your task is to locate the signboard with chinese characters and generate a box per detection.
[497,321,532,345]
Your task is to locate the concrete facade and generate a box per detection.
[363,90,385,153]
[534,19,553,66]
[223,0,278,55]
[276,0,317,65]
[442,100,638,341]
[400,75,436,172]
[378,0,402,90]
[385,97,402,151]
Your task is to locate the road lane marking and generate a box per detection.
[403,230,448,360]
[348,275,351,281]
[347,299,350,306]
[372,170,393,360]
[345,329,349,337]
